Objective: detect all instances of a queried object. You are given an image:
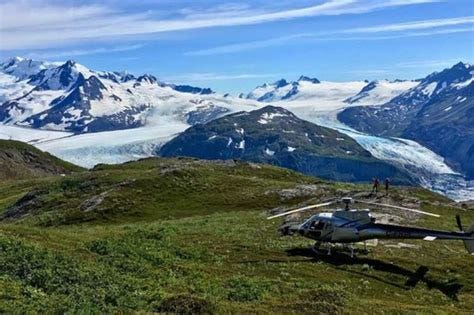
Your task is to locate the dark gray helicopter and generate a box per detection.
[268,198,474,256]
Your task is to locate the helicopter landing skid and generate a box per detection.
[311,242,370,258]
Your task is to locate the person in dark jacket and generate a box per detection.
[372,178,380,194]
[384,178,390,196]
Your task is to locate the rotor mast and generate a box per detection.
[342,197,352,211]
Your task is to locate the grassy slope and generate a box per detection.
[0,139,83,180]
[0,157,472,314]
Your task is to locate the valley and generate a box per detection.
[1,58,473,201]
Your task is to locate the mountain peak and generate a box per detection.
[27,59,94,91]
[274,79,289,88]
[137,74,158,84]
[418,61,473,89]
[1,56,27,65]
[255,105,295,116]
[245,105,298,124]
[63,60,77,68]
[0,56,56,80]
[298,75,320,84]
[452,61,471,70]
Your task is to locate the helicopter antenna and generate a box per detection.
[354,200,440,218]
[267,201,335,220]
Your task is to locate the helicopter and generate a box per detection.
[268,197,474,257]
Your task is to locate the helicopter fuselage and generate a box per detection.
[282,209,474,250]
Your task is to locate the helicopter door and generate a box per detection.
[309,220,326,238]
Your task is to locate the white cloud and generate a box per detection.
[0,0,439,50]
[348,58,470,78]
[185,34,314,56]
[24,45,144,59]
[0,2,108,31]
[184,17,474,56]
[344,16,474,33]
[395,59,466,68]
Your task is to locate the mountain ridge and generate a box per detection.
[0,57,238,133]
[338,62,474,179]
[158,105,413,184]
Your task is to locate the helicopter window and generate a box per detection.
[310,220,325,230]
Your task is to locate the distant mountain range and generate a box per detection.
[0,57,256,133]
[0,57,424,135]
[0,57,472,197]
[338,62,474,179]
[245,75,418,106]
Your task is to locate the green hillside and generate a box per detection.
[0,157,473,314]
[0,140,83,180]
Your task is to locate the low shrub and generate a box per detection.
[226,275,270,302]
[155,294,216,314]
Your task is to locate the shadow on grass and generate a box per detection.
[285,247,462,300]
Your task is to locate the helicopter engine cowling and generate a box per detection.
[331,227,360,243]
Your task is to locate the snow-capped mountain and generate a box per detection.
[247,76,365,104]
[338,62,474,180]
[0,57,59,80]
[390,62,473,107]
[246,76,417,108]
[344,80,418,105]
[0,57,258,133]
[339,62,474,135]
[0,57,419,135]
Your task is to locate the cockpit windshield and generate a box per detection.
[309,220,325,231]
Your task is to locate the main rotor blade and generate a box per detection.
[267,201,335,220]
[355,200,440,218]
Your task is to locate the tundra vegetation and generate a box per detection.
[0,150,473,313]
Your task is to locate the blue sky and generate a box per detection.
[0,0,473,93]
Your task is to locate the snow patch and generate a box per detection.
[258,112,287,124]
[264,148,275,156]
[454,78,473,89]
[422,82,437,96]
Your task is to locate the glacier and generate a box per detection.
[302,113,474,202]
[2,111,472,201]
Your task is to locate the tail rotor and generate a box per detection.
[455,214,474,255]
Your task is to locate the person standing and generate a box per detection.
[384,178,390,196]
[372,178,380,194]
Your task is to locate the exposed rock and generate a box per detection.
[2,189,46,219]
[80,191,109,212]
